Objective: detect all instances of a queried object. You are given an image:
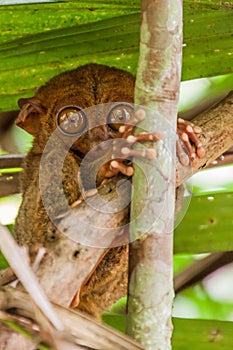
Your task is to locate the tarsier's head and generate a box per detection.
[16,63,136,156]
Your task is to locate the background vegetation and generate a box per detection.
[0,1,233,348]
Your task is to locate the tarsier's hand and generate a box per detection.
[102,109,161,179]
[99,110,205,182]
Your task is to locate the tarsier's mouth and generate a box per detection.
[70,147,85,160]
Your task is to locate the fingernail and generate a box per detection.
[127,135,136,143]
[121,147,130,155]
[186,125,193,133]
[119,126,126,133]
[126,167,134,176]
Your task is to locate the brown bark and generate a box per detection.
[206,152,233,168]
[0,154,24,169]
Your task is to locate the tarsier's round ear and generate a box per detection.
[16,97,47,136]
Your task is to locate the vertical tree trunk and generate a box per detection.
[126,1,183,349]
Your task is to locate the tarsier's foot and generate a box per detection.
[177,118,205,166]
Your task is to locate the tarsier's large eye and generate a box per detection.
[107,103,134,131]
[56,106,87,135]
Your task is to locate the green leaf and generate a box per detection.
[103,312,233,349]
[1,0,56,5]
[0,1,232,111]
[102,312,126,334]
[0,251,8,269]
[173,317,233,350]
[175,192,233,254]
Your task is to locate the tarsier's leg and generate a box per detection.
[177,118,205,166]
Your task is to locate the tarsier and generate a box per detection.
[14,63,205,317]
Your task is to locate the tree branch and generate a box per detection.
[125,1,183,348]
[176,91,233,186]
[0,287,144,350]
[0,154,24,169]
[174,251,233,294]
